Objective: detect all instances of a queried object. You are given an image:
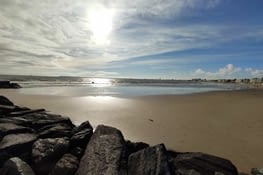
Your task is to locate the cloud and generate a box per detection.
[193,64,242,79]
[245,68,263,77]
[0,0,260,78]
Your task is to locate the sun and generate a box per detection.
[88,5,115,45]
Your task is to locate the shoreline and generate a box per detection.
[1,89,263,173]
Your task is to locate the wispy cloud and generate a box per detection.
[0,0,262,78]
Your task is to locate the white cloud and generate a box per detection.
[245,68,263,77]
[2,0,257,77]
[193,64,242,79]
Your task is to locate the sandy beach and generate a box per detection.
[1,89,263,173]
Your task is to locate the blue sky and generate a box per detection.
[0,0,262,79]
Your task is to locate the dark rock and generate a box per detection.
[170,152,238,175]
[0,133,37,156]
[0,112,74,129]
[126,140,149,156]
[251,168,263,175]
[70,147,84,160]
[0,151,12,168]
[0,81,21,89]
[0,123,34,139]
[0,157,35,175]
[8,109,45,117]
[38,123,73,138]
[70,121,93,148]
[128,144,171,175]
[75,125,127,175]
[0,96,14,106]
[32,137,69,175]
[49,154,79,175]
[10,83,21,89]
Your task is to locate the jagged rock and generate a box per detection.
[0,123,34,139]
[38,123,73,138]
[126,140,149,156]
[49,154,79,175]
[0,81,21,89]
[0,96,14,106]
[0,133,37,156]
[8,109,45,117]
[32,137,69,175]
[251,168,263,175]
[0,151,12,168]
[0,157,35,175]
[70,121,93,148]
[128,144,171,175]
[0,96,15,115]
[70,147,84,160]
[75,125,127,175]
[0,112,74,129]
[170,152,238,175]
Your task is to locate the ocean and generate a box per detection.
[4,76,246,97]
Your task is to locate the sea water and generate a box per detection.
[14,77,244,97]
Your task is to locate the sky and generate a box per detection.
[0,0,262,79]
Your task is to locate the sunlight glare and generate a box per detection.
[90,78,112,87]
[88,5,115,45]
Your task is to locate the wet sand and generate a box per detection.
[1,89,263,173]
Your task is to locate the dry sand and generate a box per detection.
[1,89,263,173]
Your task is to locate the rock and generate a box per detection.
[32,137,69,175]
[49,154,79,175]
[0,123,34,139]
[126,140,149,156]
[75,125,127,175]
[70,147,84,160]
[38,123,73,138]
[0,151,12,168]
[70,121,93,148]
[170,152,238,175]
[0,81,21,89]
[128,144,171,175]
[0,133,37,156]
[0,112,74,129]
[0,96,14,106]
[0,157,35,175]
[251,168,263,175]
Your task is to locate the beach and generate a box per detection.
[0,89,263,173]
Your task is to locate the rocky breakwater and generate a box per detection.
[0,95,241,175]
[0,81,21,89]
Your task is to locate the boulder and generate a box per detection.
[128,144,171,175]
[32,137,69,175]
[49,154,79,175]
[0,123,34,138]
[70,121,93,148]
[251,168,263,175]
[0,151,12,167]
[70,147,84,160]
[0,157,35,175]
[0,133,37,155]
[0,112,74,129]
[38,123,73,138]
[126,140,149,156]
[75,125,127,175]
[170,152,238,175]
[0,96,14,106]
